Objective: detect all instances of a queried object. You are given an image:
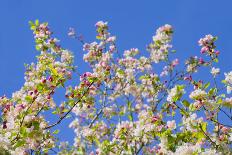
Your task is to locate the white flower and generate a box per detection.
[159,136,168,152]
[6,112,15,130]
[0,135,10,150]
[198,34,213,45]
[210,67,220,76]
[167,120,176,130]
[133,125,143,137]
[224,71,232,94]
[114,121,133,139]
[95,21,108,27]
[103,104,116,117]
[82,127,94,138]
[181,113,202,132]
[11,147,27,155]
[173,143,200,155]
[68,27,76,38]
[148,25,173,63]
[167,85,185,102]
[228,133,232,142]
[189,89,207,100]
[61,50,74,64]
[59,141,69,149]
[225,71,232,83]
[187,64,198,73]
[123,48,139,57]
[106,36,116,42]
[200,149,221,155]
[69,118,80,128]
[221,97,232,108]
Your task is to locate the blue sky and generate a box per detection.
[0,0,232,146]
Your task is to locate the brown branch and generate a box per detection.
[210,119,232,128]
[135,143,144,155]
[44,82,94,130]
[88,87,107,128]
[219,107,232,120]
[88,109,103,128]
[11,95,39,143]
[35,100,47,117]
[199,124,220,149]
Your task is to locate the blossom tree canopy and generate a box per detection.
[0,20,232,155]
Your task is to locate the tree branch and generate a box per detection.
[44,82,94,130]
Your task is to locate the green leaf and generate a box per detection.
[208,88,217,96]
[36,83,44,91]
[217,98,223,104]
[14,140,26,148]
[221,80,227,84]
[213,58,218,63]
[25,95,33,102]
[127,101,132,110]
[172,111,176,117]
[201,123,207,132]
[61,82,65,88]
[50,65,58,76]
[195,132,205,141]
[203,82,210,89]
[29,21,36,30]
[180,109,188,116]
[96,36,102,40]
[66,114,72,118]
[117,70,124,75]
[171,50,176,53]
[213,36,218,41]
[20,127,27,137]
[30,25,36,30]
[32,121,40,130]
[128,115,132,121]
[29,21,34,26]
[62,108,69,113]
[172,96,179,102]
[52,111,57,114]
[182,100,190,107]
[52,107,60,114]
[220,94,226,98]
[53,129,60,134]
[35,45,41,51]
[35,19,39,26]
[189,104,196,112]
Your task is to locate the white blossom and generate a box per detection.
[210,67,220,76]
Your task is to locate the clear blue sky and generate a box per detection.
[0,0,232,145]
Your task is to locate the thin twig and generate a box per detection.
[44,82,94,130]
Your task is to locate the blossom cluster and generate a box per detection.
[0,20,75,154]
[0,20,232,155]
[147,24,173,63]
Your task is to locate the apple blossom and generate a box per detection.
[224,71,232,94]
[0,20,231,155]
[211,67,220,77]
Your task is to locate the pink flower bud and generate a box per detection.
[3,121,7,129]
[215,50,220,56]
[201,47,208,54]
[151,116,159,123]
[34,89,38,94]
[47,95,51,100]
[29,91,33,95]
[48,76,53,82]
[171,59,179,67]
[199,58,205,64]
[42,78,46,83]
